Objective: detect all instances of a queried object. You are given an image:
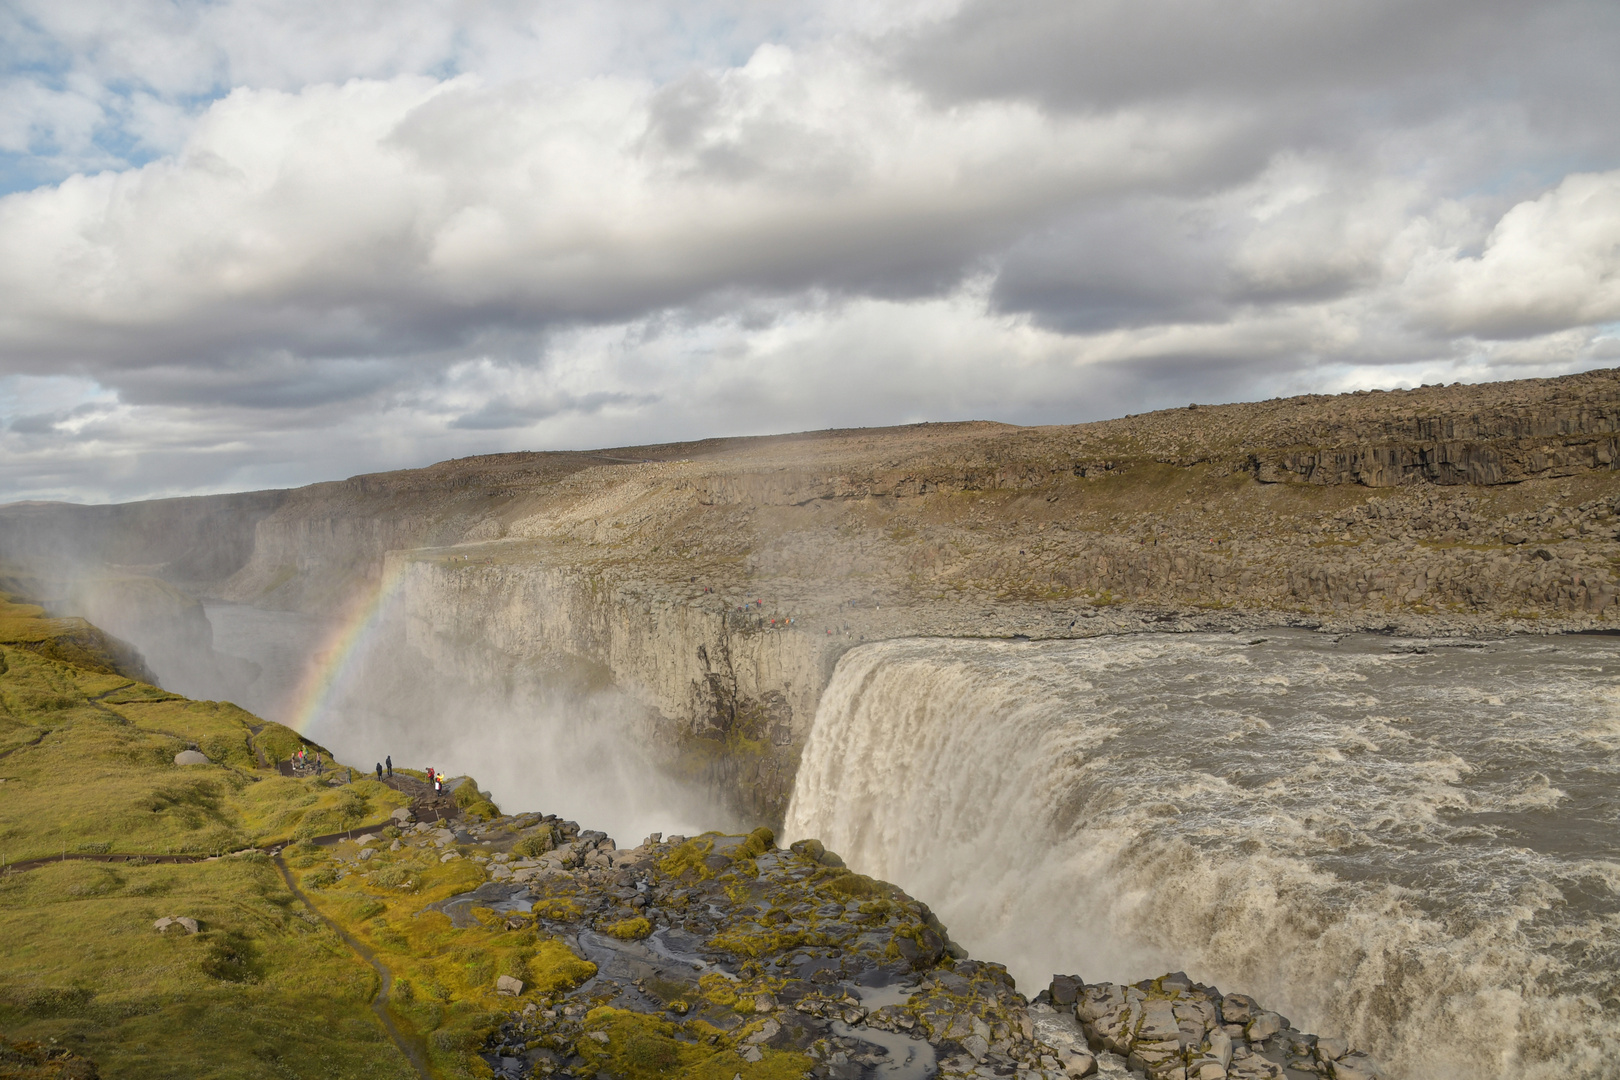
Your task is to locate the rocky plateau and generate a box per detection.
[5,368,1620,823]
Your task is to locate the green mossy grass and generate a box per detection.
[0,594,448,1076]
[603,915,653,940]
[574,1007,813,1080]
[287,838,596,1077]
[0,591,831,1078]
[0,853,414,1078]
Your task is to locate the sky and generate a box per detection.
[2,0,1620,503]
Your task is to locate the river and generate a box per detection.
[784,630,1620,1079]
[151,605,1620,1077]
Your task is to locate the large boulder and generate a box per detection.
[1049,974,1083,1006]
[496,975,523,997]
[173,750,209,765]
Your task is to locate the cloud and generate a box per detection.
[0,49,1249,376]
[0,1,1617,503]
[448,390,654,431]
[895,0,1620,118]
[1406,170,1620,339]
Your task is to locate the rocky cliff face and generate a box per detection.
[391,553,834,824]
[1248,392,1620,487]
[0,490,283,585]
[7,369,1620,820]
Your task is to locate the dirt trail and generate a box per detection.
[273,852,434,1080]
[2,851,207,872]
[383,775,461,824]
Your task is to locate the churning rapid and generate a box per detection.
[783,631,1620,1080]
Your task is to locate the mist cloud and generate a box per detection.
[1,0,1619,501]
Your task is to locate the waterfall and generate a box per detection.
[784,632,1620,1080]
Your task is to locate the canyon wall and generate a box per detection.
[7,369,1620,819]
[0,489,283,584]
[389,554,837,824]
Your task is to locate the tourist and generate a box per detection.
[433,771,442,793]
[385,755,392,777]
[375,762,382,779]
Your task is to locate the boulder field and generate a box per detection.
[311,802,1383,1080]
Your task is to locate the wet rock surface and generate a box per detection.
[1059,974,1387,1080]
[398,810,1382,1080]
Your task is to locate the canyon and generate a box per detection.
[5,368,1620,824]
[5,368,1620,1078]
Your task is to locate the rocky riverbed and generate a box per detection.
[322,803,1384,1080]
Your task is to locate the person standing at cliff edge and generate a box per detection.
[385,755,392,778]
[375,762,383,779]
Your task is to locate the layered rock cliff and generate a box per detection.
[6,368,1620,820]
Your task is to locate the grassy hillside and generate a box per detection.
[0,591,882,1080]
[0,592,429,1077]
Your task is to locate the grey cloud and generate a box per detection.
[896,1,1619,113]
[991,200,1238,333]
[6,402,104,435]
[449,391,654,431]
[110,357,406,410]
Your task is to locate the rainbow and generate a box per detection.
[285,559,412,736]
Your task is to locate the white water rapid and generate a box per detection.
[783,631,1620,1080]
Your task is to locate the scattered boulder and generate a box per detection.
[1058,1047,1097,1077]
[173,750,209,766]
[153,916,199,934]
[1049,973,1082,1006]
[1248,1010,1283,1042]
[496,975,523,997]
[1064,973,1382,1080]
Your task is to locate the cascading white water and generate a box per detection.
[783,631,1620,1080]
